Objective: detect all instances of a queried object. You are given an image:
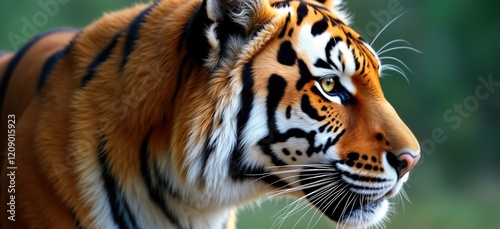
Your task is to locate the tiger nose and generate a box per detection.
[396,153,420,178]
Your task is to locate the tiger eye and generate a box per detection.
[321,78,335,93]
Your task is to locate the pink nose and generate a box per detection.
[397,153,420,178]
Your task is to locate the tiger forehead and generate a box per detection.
[274,0,381,78]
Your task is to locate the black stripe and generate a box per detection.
[285,105,292,119]
[304,0,330,12]
[97,136,138,229]
[230,63,255,178]
[174,1,213,101]
[329,17,345,26]
[266,74,287,131]
[121,2,158,71]
[349,184,385,191]
[200,130,215,180]
[75,219,83,229]
[339,53,345,71]
[354,53,361,72]
[269,128,322,157]
[300,94,326,121]
[341,171,388,183]
[139,133,182,228]
[237,63,255,135]
[258,73,323,159]
[311,15,329,36]
[322,129,345,153]
[296,2,308,25]
[0,27,78,111]
[278,13,291,38]
[258,74,324,163]
[314,59,332,70]
[38,45,72,92]
[81,33,121,87]
[318,122,330,133]
[257,74,289,166]
[182,0,212,65]
[296,59,313,91]
[325,37,343,70]
[71,209,83,229]
[277,41,297,66]
[229,64,289,189]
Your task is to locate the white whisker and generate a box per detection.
[265,176,335,200]
[268,168,337,176]
[254,170,338,191]
[370,11,407,46]
[273,200,310,229]
[280,181,338,228]
[291,184,344,229]
[339,192,356,229]
[266,177,341,200]
[273,183,335,229]
[266,164,335,169]
[377,46,422,56]
[381,64,409,84]
[249,167,339,188]
[379,56,416,75]
[377,39,413,54]
[306,185,344,229]
[401,188,411,204]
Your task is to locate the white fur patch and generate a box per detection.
[75,153,119,229]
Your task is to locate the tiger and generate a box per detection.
[0,0,421,228]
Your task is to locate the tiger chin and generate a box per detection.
[0,0,420,228]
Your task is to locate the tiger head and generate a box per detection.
[179,0,420,227]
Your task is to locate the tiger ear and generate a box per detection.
[312,0,351,24]
[206,0,272,29]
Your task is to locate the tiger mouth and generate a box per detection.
[300,167,394,226]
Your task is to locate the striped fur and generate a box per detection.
[0,0,420,228]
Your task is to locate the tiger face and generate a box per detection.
[197,0,421,227]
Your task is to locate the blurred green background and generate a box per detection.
[1,0,499,228]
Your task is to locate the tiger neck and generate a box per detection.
[137,0,282,226]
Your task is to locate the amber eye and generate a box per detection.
[320,78,335,93]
